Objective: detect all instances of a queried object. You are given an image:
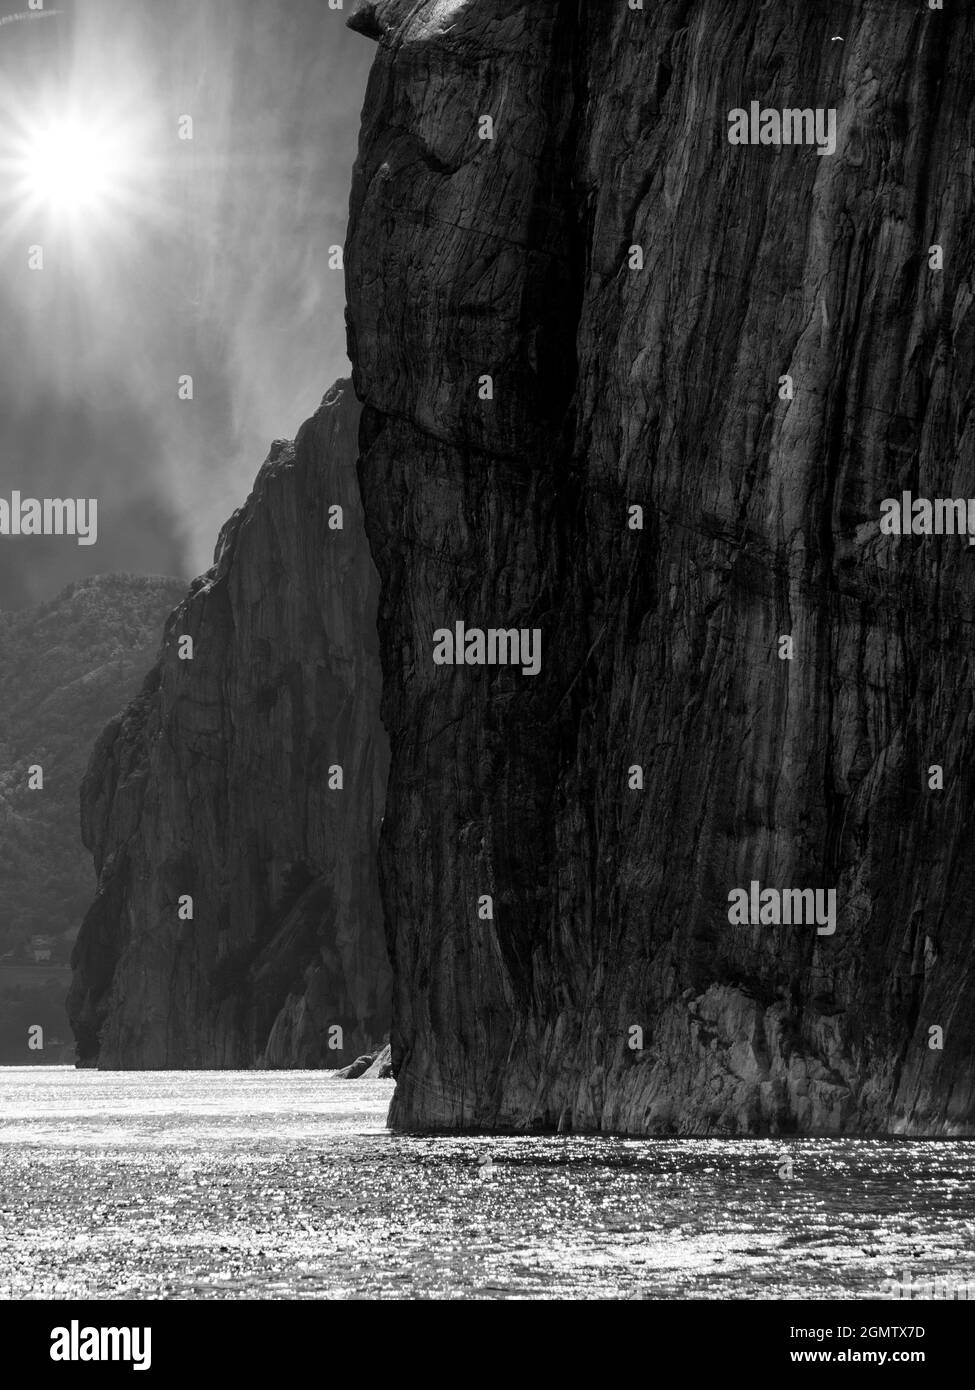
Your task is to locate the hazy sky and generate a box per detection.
[0,0,371,607]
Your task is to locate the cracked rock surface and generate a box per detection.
[347,0,975,1133]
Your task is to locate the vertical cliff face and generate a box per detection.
[347,1,975,1133]
[68,381,391,1068]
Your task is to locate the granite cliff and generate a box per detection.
[68,382,391,1067]
[346,0,975,1133]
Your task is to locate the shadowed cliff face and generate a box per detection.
[347,1,975,1134]
[68,382,391,1068]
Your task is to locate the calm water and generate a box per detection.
[1,1068,973,1300]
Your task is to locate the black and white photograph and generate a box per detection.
[0,0,973,1365]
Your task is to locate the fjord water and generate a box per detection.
[2,1068,973,1300]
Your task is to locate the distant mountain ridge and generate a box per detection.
[0,573,186,1064]
[0,572,186,961]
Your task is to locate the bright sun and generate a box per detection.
[0,78,156,257]
[0,94,155,257]
[25,123,115,212]
[20,115,131,217]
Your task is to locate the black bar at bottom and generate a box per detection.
[0,1296,968,1379]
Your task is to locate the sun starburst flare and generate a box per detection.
[20,115,130,216]
[0,95,160,249]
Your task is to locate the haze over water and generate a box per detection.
[2,1069,973,1300]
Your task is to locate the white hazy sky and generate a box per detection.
[0,0,372,607]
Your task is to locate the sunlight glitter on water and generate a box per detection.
[2,1068,974,1300]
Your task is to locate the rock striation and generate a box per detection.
[347,0,975,1133]
[68,382,391,1068]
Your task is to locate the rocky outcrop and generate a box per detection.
[329,1043,393,1079]
[347,1,975,1133]
[362,1043,394,1078]
[68,382,391,1068]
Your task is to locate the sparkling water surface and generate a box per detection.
[1,1068,973,1300]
